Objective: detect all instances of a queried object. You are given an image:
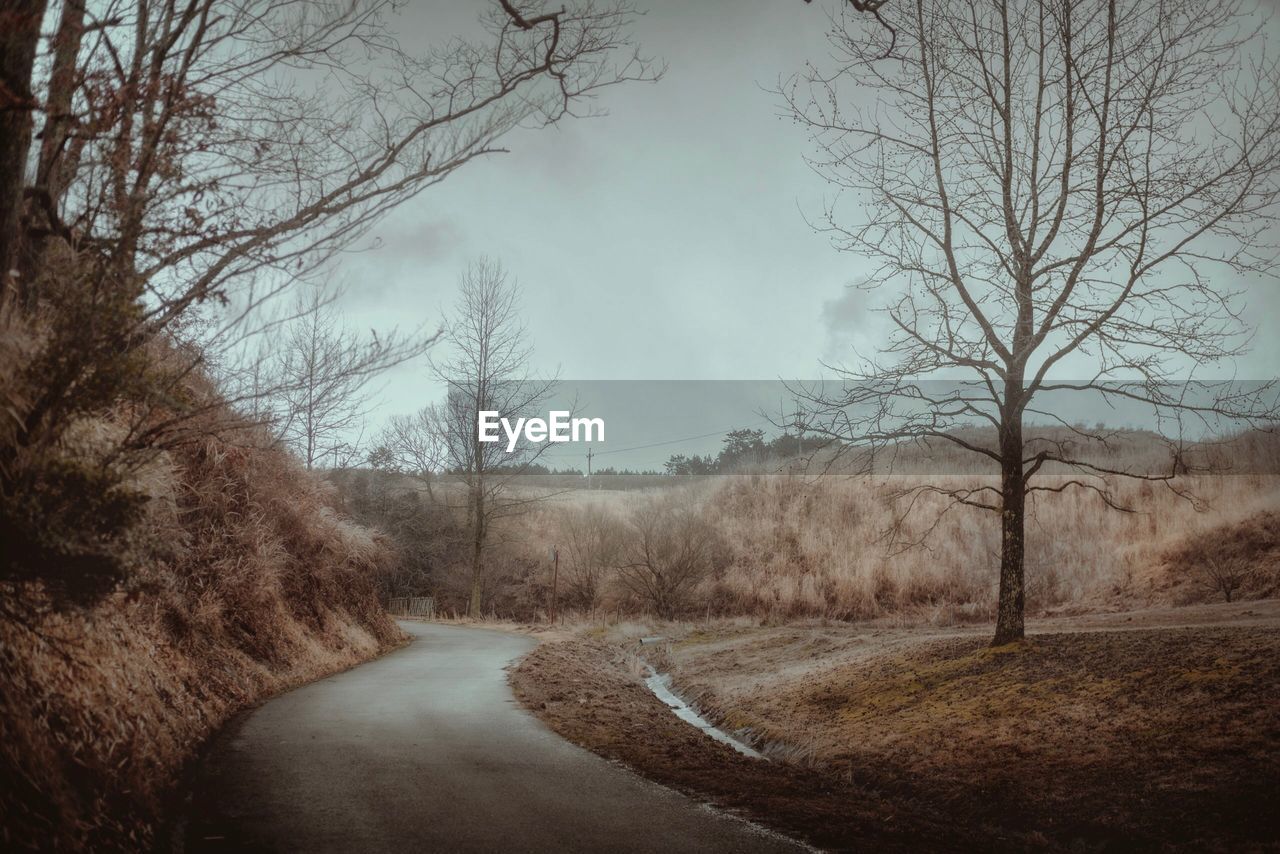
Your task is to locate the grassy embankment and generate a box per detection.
[513,601,1280,851]
[1,404,403,851]
[509,466,1280,620]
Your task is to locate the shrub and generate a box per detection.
[615,490,729,619]
[1165,510,1280,604]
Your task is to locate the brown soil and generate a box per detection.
[515,640,1007,852]
[511,608,1280,852]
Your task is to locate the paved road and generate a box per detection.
[182,622,804,853]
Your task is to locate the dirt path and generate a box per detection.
[180,622,804,853]
[663,599,1280,700]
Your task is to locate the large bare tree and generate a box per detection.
[3,0,655,460]
[12,0,657,317]
[784,0,1280,643]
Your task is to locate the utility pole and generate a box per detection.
[778,397,788,457]
[586,446,593,489]
[793,397,803,457]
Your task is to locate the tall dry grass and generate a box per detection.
[0,411,402,851]
[511,469,1280,623]
[708,473,1280,620]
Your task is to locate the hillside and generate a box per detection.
[0,381,403,850]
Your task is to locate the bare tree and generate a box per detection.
[430,258,558,617]
[374,402,450,478]
[1198,556,1253,603]
[1,0,657,483]
[0,0,47,282]
[1,0,654,595]
[616,491,727,620]
[783,0,1280,643]
[13,0,658,318]
[269,288,433,469]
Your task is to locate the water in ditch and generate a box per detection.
[642,669,764,759]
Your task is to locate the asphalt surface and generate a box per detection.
[181,622,804,853]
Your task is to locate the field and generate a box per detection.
[358,431,1280,847]
[498,468,1280,621]
[511,602,1280,851]
[338,426,1280,624]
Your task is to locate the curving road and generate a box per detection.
[181,622,804,853]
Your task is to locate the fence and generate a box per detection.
[387,596,436,619]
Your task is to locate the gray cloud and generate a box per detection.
[318,0,1278,430]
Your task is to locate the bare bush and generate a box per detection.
[1197,556,1253,603]
[337,468,467,603]
[1164,508,1279,605]
[559,503,627,615]
[615,491,729,619]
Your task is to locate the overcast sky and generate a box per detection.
[335,1,888,394]
[326,0,1280,450]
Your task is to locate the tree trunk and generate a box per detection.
[0,0,48,298]
[468,486,484,618]
[993,410,1026,646]
[36,0,84,200]
[468,533,483,618]
[14,0,85,306]
[994,256,1035,646]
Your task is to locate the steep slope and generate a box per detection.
[0,410,403,851]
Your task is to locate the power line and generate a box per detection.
[537,416,776,459]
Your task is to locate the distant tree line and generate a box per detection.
[663,428,808,475]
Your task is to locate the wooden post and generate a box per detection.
[549,546,559,625]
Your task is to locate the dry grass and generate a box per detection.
[664,625,1280,849]
[1161,510,1280,604]
[514,612,1280,850]
[510,472,1280,622]
[0,413,403,852]
[509,637,974,852]
[710,473,1280,619]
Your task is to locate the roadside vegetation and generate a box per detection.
[0,385,403,850]
[344,426,1280,623]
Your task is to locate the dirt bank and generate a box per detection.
[512,639,990,852]
[512,605,1280,851]
[0,432,404,852]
